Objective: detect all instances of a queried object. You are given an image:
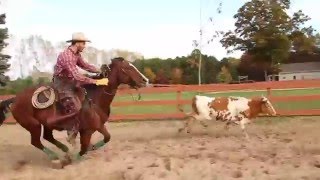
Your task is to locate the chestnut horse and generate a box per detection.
[0,57,148,167]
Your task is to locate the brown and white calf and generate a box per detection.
[178,95,277,139]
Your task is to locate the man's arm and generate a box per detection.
[63,53,97,84]
[77,55,100,73]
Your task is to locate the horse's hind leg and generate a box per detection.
[43,127,69,153]
[91,125,111,151]
[27,124,60,161]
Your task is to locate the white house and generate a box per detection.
[278,62,320,81]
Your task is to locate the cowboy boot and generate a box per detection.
[46,97,81,128]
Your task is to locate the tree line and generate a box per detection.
[221,0,320,81]
[133,0,320,83]
[132,50,239,84]
[0,12,10,86]
[0,0,319,90]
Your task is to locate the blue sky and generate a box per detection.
[3,0,320,60]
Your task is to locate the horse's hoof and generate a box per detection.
[88,144,94,151]
[51,160,63,169]
[62,154,73,166]
[177,128,184,133]
[73,153,84,162]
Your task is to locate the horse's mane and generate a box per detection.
[81,63,111,92]
[112,57,125,61]
[85,73,104,80]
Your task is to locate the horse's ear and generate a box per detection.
[100,64,111,78]
[100,64,110,70]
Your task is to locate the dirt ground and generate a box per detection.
[1,116,320,180]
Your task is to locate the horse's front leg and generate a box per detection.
[74,130,94,161]
[91,125,111,151]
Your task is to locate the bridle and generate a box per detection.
[101,64,142,101]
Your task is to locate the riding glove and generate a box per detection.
[95,78,109,86]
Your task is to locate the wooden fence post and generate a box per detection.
[176,85,182,112]
[267,87,271,97]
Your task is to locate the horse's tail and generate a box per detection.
[0,97,15,126]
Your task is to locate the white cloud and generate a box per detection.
[292,0,320,19]
[1,0,241,60]
[1,0,319,64]
[19,21,240,60]
[1,0,35,31]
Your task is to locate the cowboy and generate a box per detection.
[48,32,108,128]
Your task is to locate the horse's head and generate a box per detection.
[105,57,149,89]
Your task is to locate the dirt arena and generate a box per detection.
[1,116,320,180]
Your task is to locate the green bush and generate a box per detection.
[0,76,51,95]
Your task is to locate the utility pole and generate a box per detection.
[198,0,202,86]
[19,41,25,78]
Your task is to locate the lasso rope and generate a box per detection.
[31,86,55,109]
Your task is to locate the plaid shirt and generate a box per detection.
[53,47,99,84]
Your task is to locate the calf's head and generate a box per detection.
[249,96,277,117]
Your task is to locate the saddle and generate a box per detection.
[31,84,86,114]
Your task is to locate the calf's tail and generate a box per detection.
[0,97,15,126]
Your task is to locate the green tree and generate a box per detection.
[0,13,10,86]
[171,67,183,84]
[143,67,156,83]
[221,57,240,81]
[0,76,34,95]
[217,65,232,84]
[133,51,221,85]
[201,55,220,84]
[154,69,169,84]
[220,0,317,71]
[314,33,320,53]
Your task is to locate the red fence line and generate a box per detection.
[117,79,320,94]
[111,95,320,107]
[109,109,320,121]
[1,79,320,100]
[1,79,320,124]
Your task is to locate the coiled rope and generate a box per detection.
[31,86,55,109]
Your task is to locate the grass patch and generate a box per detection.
[276,100,320,110]
[112,105,178,114]
[112,88,320,115]
[114,88,320,102]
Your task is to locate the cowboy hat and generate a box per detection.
[66,32,91,43]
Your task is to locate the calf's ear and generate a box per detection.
[261,96,268,102]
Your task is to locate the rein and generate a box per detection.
[101,67,143,101]
[102,85,142,101]
[103,87,117,96]
[120,67,142,101]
